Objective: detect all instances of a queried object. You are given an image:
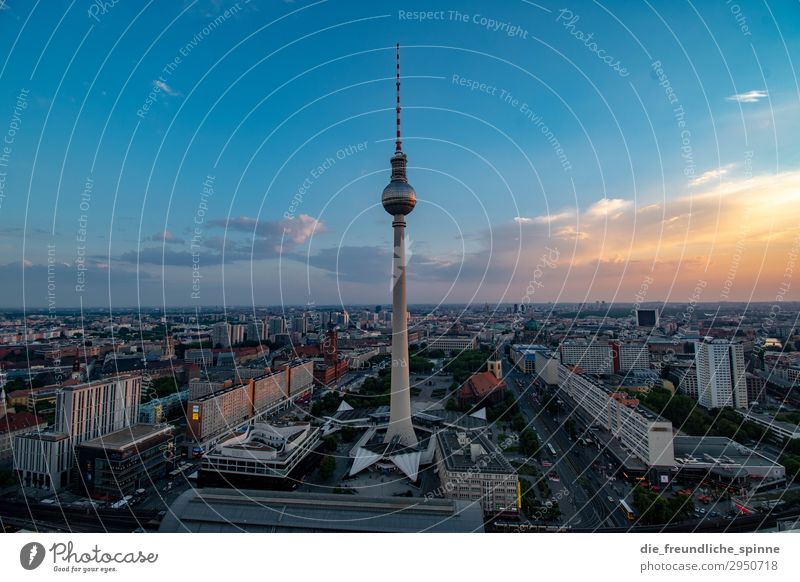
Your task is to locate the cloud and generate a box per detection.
[0,261,155,308]
[306,170,800,302]
[119,247,221,267]
[726,90,768,103]
[123,214,326,266]
[210,213,325,246]
[585,198,632,219]
[154,80,179,97]
[553,226,589,240]
[689,164,735,187]
[514,211,573,224]
[144,230,184,244]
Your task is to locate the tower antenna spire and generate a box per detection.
[395,42,402,152]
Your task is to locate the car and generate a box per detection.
[699,508,706,514]
[607,496,614,503]
[709,511,718,518]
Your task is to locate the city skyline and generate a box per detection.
[0,1,798,308]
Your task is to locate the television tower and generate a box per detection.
[382,43,417,446]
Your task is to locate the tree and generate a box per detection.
[445,398,459,411]
[409,355,434,374]
[320,455,337,480]
[519,428,540,457]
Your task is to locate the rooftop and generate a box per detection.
[436,430,514,475]
[160,488,484,533]
[673,436,784,470]
[78,423,173,452]
[0,411,46,434]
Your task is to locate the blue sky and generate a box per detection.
[0,0,798,308]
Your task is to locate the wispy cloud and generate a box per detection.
[144,230,184,244]
[211,213,325,245]
[585,198,632,219]
[689,164,735,187]
[726,90,768,103]
[154,79,179,97]
[514,211,573,224]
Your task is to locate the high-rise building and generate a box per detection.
[291,316,308,334]
[636,308,660,328]
[246,321,265,343]
[382,43,416,446]
[696,339,747,409]
[14,374,142,492]
[230,324,246,345]
[268,317,287,339]
[211,322,232,348]
[55,375,142,445]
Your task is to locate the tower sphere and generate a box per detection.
[382,153,416,215]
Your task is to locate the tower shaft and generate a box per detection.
[385,215,417,445]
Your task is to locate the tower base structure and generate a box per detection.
[349,426,435,481]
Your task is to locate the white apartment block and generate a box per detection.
[55,375,141,445]
[14,431,71,491]
[696,339,747,409]
[557,364,674,467]
[559,340,650,375]
[427,334,478,352]
[15,374,141,492]
[559,340,614,374]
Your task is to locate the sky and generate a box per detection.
[0,0,798,309]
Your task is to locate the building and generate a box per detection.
[667,363,698,399]
[245,321,265,343]
[559,339,650,375]
[509,344,548,374]
[184,348,213,366]
[746,372,766,404]
[211,322,232,348]
[199,422,322,489]
[458,366,506,408]
[267,317,286,339]
[138,390,188,424]
[434,430,518,516]
[557,364,675,469]
[559,340,614,374]
[0,388,47,466]
[636,308,660,327]
[14,430,71,491]
[612,341,650,373]
[381,45,417,447]
[534,351,560,385]
[160,488,484,533]
[738,409,800,442]
[76,424,175,499]
[188,378,226,400]
[673,436,785,490]
[315,331,349,386]
[696,339,747,409]
[54,374,142,446]
[186,383,252,449]
[186,360,314,451]
[13,374,142,492]
[427,334,478,353]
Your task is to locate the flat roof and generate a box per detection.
[436,430,514,475]
[673,436,783,469]
[740,410,800,438]
[160,488,484,533]
[79,423,173,452]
